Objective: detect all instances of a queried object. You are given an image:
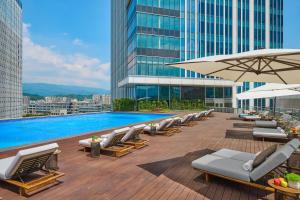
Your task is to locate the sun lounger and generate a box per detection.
[255,120,277,128]
[178,114,195,126]
[253,127,287,139]
[242,115,261,121]
[121,124,149,149]
[0,143,64,196]
[192,139,300,192]
[144,118,176,136]
[79,127,134,157]
[194,111,206,121]
[205,109,215,117]
[234,120,277,129]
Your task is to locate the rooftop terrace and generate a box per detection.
[0,112,293,199]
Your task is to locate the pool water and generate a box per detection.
[0,112,173,149]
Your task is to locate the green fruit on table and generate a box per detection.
[281,181,288,188]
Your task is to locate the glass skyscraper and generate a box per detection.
[0,0,23,119]
[111,0,283,108]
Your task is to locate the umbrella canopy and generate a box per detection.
[236,83,300,100]
[168,49,300,84]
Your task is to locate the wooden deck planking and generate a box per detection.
[0,112,289,200]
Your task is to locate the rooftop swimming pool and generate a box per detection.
[0,112,173,150]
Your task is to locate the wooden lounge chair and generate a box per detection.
[144,118,177,136]
[165,118,181,133]
[0,143,64,196]
[121,124,149,149]
[79,127,134,157]
[192,139,300,192]
[234,120,277,129]
[178,114,195,126]
[195,111,206,121]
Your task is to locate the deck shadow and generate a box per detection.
[138,149,272,199]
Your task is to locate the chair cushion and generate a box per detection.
[250,144,295,181]
[0,157,15,180]
[157,119,172,131]
[253,128,287,138]
[212,149,256,162]
[252,144,277,169]
[255,120,277,128]
[192,155,250,182]
[79,138,93,147]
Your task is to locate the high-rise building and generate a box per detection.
[0,0,23,119]
[111,0,283,108]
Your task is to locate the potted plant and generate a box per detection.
[148,123,156,136]
[285,173,300,189]
[91,135,100,142]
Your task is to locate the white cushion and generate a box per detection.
[242,160,254,171]
[121,124,146,142]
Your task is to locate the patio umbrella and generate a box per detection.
[236,83,300,100]
[167,49,300,84]
[236,83,300,114]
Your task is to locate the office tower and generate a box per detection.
[0,0,23,118]
[111,0,283,108]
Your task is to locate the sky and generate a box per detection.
[22,0,300,90]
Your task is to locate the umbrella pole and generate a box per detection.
[273,97,277,117]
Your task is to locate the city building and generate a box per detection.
[0,0,23,119]
[93,94,111,105]
[111,0,283,108]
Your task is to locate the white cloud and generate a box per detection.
[22,23,110,89]
[72,38,84,46]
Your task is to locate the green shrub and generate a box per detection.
[113,98,135,111]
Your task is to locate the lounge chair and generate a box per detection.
[255,120,277,128]
[79,127,134,157]
[205,109,215,117]
[234,120,277,129]
[178,114,195,126]
[192,139,300,192]
[120,124,149,149]
[0,143,64,196]
[195,111,206,121]
[253,127,287,140]
[165,118,181,133]
[143,118,176,136]
[242,115,261,121]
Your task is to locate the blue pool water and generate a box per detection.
[0,112,173,149]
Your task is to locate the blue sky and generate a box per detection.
[22,0,300,89]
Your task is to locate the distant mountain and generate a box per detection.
[23,83,110,96]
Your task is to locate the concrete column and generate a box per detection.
[249,0,254,50]
[232,0,238,53]
[265,0,270,49]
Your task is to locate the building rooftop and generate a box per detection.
[0,112,288,199]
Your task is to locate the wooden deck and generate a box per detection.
[0,112,291,200]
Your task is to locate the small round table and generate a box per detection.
[268,179,300,200]
[90,141,101,158]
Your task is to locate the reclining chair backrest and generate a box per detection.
[181,114,192,124]
[288,139,300,150]
[157,118,173,131]
[165,119,176,129]
[196,111,206,119]
[250,142,295,181]
[121,124,146,142]
[102,127,130,148]
[5,143,59,179]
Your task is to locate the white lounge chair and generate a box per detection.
[0,143,64,196]
[121,124,149,149]
[144,118,176,136]
[253,127,287,140]
[79,127,134,157]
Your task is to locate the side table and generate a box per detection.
[268,179,300,200]
[91,141,101,158]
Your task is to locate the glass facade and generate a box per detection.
[111,0,284,108]
[0,0,23,119]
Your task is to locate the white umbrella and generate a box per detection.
[168,49,300,84]
[237,83,300,100]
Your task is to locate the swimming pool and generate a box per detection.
[0,112,173,150]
